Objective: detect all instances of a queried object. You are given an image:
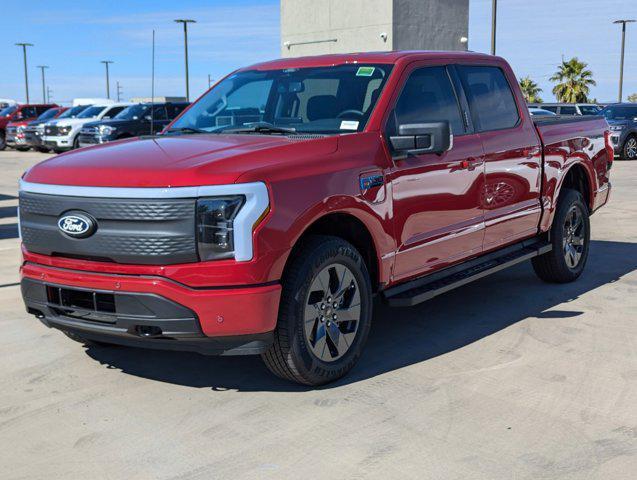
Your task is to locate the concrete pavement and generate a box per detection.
[0,150,635,479]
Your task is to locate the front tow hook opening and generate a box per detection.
[132,325,163,338]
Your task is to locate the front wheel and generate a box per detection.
[622,135,637,160]
[262,235,373,386]
[0,131,6,150]
[532,189,590,283]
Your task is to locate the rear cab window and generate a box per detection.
[457,65,520,132]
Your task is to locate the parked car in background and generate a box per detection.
[22,107,70,152]
[41,103,132,153]
[79,102,189,147]
[0,103,58,150]
[529,107,556,116]
[527,103,602,116]
[19,51,612,385]
[600,103,637,160]
[6,106,67,151]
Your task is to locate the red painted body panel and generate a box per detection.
[19,51,612,339]
[21,262,281,337]
[0,104,59,129]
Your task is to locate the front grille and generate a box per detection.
[20,191,197,264]
[46,285,116,323]
[81,126,98,135]
[44,125,59,136]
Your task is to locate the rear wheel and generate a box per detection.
[532,189,590,283]
[623,135,637,160]
[0,131,6,150]
[262,235,372,386]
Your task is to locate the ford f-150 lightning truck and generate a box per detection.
[19,51,612,385]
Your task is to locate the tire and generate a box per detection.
[36,147,51,153]
[622,135,637,160]
[532,188,590,283]
[72,135,80,149]
[53,148,65,154]
[16,147,30,152]
[262,235,373,386]
[63,330,111,347]
[0,131,6,150]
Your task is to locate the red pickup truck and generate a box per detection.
[19,51,612,385]
[0,103,58,150]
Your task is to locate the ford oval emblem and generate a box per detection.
[57,213,96,238]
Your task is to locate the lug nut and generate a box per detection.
[319,316,325,322]
[332,314,337,320]
[327,296,332,302]
[320,303,326,310]
[327,321,331,327]
[333,302,338,308]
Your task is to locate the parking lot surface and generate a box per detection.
[0,150,635,479]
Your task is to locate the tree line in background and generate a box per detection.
[519,57,636,104]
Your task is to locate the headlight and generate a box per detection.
[58,126,72,135]
[99,125,116,136]
[16,126,25,133]
[196,196,245,260]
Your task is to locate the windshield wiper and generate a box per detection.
[164,126,208,135]
[222,122,297,135]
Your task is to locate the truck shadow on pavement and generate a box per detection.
[83,240,637,391]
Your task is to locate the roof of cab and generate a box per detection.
[242,50,497,71]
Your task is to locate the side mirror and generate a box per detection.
[390,121,452,155]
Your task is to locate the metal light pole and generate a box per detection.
[208,74,212,89]
[36,65,49,103]
[46,86,53,104]
[174,19,196,101]
[116,81,123,102]
[613,19,635,102]
[15,43,34,103]
[101,60,114,99]
[490,0,497,55]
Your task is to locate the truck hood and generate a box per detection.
[23,133,338,187]
[47,118,95,128]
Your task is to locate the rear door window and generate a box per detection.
[388,66,465,137]
[559,106,577,115]
[458,65,520,131]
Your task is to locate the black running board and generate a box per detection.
[383,239,552,307]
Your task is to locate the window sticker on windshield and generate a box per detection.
[340,120,359,130]
[356,66,375,77]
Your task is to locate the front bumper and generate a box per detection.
[21,262,281,355]
[6,133,28,147]
[42,135,73,150]
[78,133,108,148]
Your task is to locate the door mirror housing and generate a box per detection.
[390,122,452,155]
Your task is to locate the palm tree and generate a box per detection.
[550,57,596,103]
[519,76,543,103]
[628,93,637,103]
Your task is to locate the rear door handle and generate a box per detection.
[523,146,541,159]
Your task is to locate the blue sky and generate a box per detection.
[0,0,635,104]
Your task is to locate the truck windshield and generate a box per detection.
[78,106,108,119]
[169,64,392,134]
[601,106,637,120]
[57,105,89,119]
[37,108,60,121]
[115,104,150,120]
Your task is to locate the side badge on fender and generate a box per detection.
[359,173,386,204]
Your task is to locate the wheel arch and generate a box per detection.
[284,211,382,293]
[557,162,594,212]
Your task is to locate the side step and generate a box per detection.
[383,239,552,307]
